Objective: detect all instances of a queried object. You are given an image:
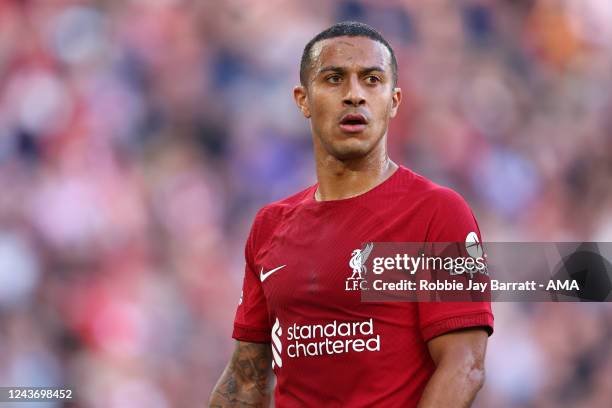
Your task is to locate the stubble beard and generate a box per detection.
[314,126,387,163]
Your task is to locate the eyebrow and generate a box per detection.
[317,65,386,75]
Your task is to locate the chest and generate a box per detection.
[254,204,431,319]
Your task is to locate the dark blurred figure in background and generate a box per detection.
[0,1,611,407]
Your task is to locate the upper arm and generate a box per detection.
[418,187,494,341]
[233,211,273,343]
[229,340,273,387]
[426,327,488,372]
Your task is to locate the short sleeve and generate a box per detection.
[418,188,494,342]
[232,214,272,343]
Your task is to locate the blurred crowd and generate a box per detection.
[0,0,611,407]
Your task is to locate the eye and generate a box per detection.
[326,74,342,84]
[364,75,381,84]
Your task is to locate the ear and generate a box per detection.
[293,85,311,118]
[389,87,402,118]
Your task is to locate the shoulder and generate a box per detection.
[397,166,472,211]
[397,167,480,241]
[251,184,315,231]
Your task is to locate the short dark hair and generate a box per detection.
[299,21,398,86]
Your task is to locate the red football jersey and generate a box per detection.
[233,165,494,407]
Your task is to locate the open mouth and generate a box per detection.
[339,113,368,133]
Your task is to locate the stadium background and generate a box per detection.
[0,0,611,406]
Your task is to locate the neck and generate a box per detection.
[314,139,398,201]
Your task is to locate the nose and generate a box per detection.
[342,75,366,107]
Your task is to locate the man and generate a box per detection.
[209,21,493,407]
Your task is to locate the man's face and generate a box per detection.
[294,36,401,161]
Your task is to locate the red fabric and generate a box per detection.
[233,165,493,407]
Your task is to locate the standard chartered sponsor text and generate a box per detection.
[286,319,380,358]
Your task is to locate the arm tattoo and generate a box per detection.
[210,341,272,408]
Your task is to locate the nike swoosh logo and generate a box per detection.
[260,265,286,282]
